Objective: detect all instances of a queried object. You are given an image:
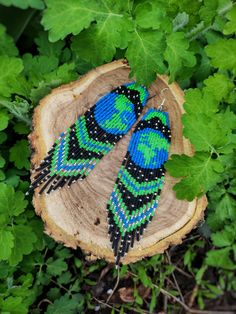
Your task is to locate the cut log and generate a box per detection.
[29,59,207,264]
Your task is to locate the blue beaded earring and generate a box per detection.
[28,83,149,195]
[107,101,171,265]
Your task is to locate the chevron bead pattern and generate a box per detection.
[107,108,171,265]
[28,83,149,194]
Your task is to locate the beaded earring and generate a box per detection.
[107,104,171,266]
[28,83,149,195]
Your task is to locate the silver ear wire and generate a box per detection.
[157,98,166,111]
[158,87,169,111]
[160,87,169,96]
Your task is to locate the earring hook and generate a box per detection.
[148,87,169,110]
[157,98,166,111]
[157,87,169,111]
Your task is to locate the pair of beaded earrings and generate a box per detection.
[28,82,171,265]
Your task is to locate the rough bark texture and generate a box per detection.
[29,59,207,264]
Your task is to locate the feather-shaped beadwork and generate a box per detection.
[28,83,149,194]
[107,108,171,265]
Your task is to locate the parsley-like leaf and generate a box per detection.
[164,32,196,82]
[0,56,24,97]
[47,258,68,277]
[0,229,14,260]
[0,24,18,56]
[223,5,236,35]
[35,31,65,57]
[0,109,10,131]
[126,29,166,85]
[206,39,236,73]
[0,296,28,314]
[0,183,28,218]
[0,0,44,9]
[135,2,169,31]
[211,226,235,247]
[182,112,231,152]
[184,88,218,115]
[206,247,235,270]
[9,139,30,170]
[0,97,31,125]
[42,0,129,42]
[46,294,78,314]
[203,73,234,102]
[71,16,133,66]
[165,152,224,201]
[9,225,37,265]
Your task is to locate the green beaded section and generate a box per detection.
[109,187,162,219]
[102,95,134,132]
[144,110,168,125]
[127,84,148,103]
[76,117,113,150]
[117,167,165,196]
[108,197,160,235]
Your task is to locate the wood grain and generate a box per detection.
[29,59,207,264]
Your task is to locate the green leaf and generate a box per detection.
[173,12,189,32]
[164,32,196,82]
[211,226,235,247]
[47,258,68,277]
[191,41,211,82]
[203,73,234,102]
[30,62,77,103]
[138,266,152,287]
[35,31,65,57]
[43,62,77,85]
[135,2,169,30]
[46,294,78,314]
[0,109,10,131]
[228,178,236,196]
[57,271,72,285]
[0,56,24,97]
[0,296,27,314]
[23,54,59,84]
[0,97,31,125]
[215,193,236,221]
[206,39,236,73]
[0,23,18,56]
[199,0,218,25]
[71,27,115,66]
[0,0,44,9]
[9,225,37,265]
[206,247,236,270]
[223,5,236,34]
[0,131,7,144]
[166,152,224,200]
[0,183,28,218]
[42,0,97,41]
[13,122,30,135]
[184,88,218,115]
[22,54,77,103]
[0,229,14,260]
[47,287,61,301]
[71,16,133,66]
[0,155,5,168]
[126,29,166,85]
[9,139,30,170]
[182,112,232,152]
[42,0,129,43]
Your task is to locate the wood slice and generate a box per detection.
[29,59,207,264]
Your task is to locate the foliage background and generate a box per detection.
[0,0,235,312]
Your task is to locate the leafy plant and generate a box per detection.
[0,0,236,312]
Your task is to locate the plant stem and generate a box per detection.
[186,2,235,41]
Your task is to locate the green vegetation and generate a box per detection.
[0,0,235,312]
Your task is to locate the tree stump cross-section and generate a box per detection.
[29,59,207,264]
